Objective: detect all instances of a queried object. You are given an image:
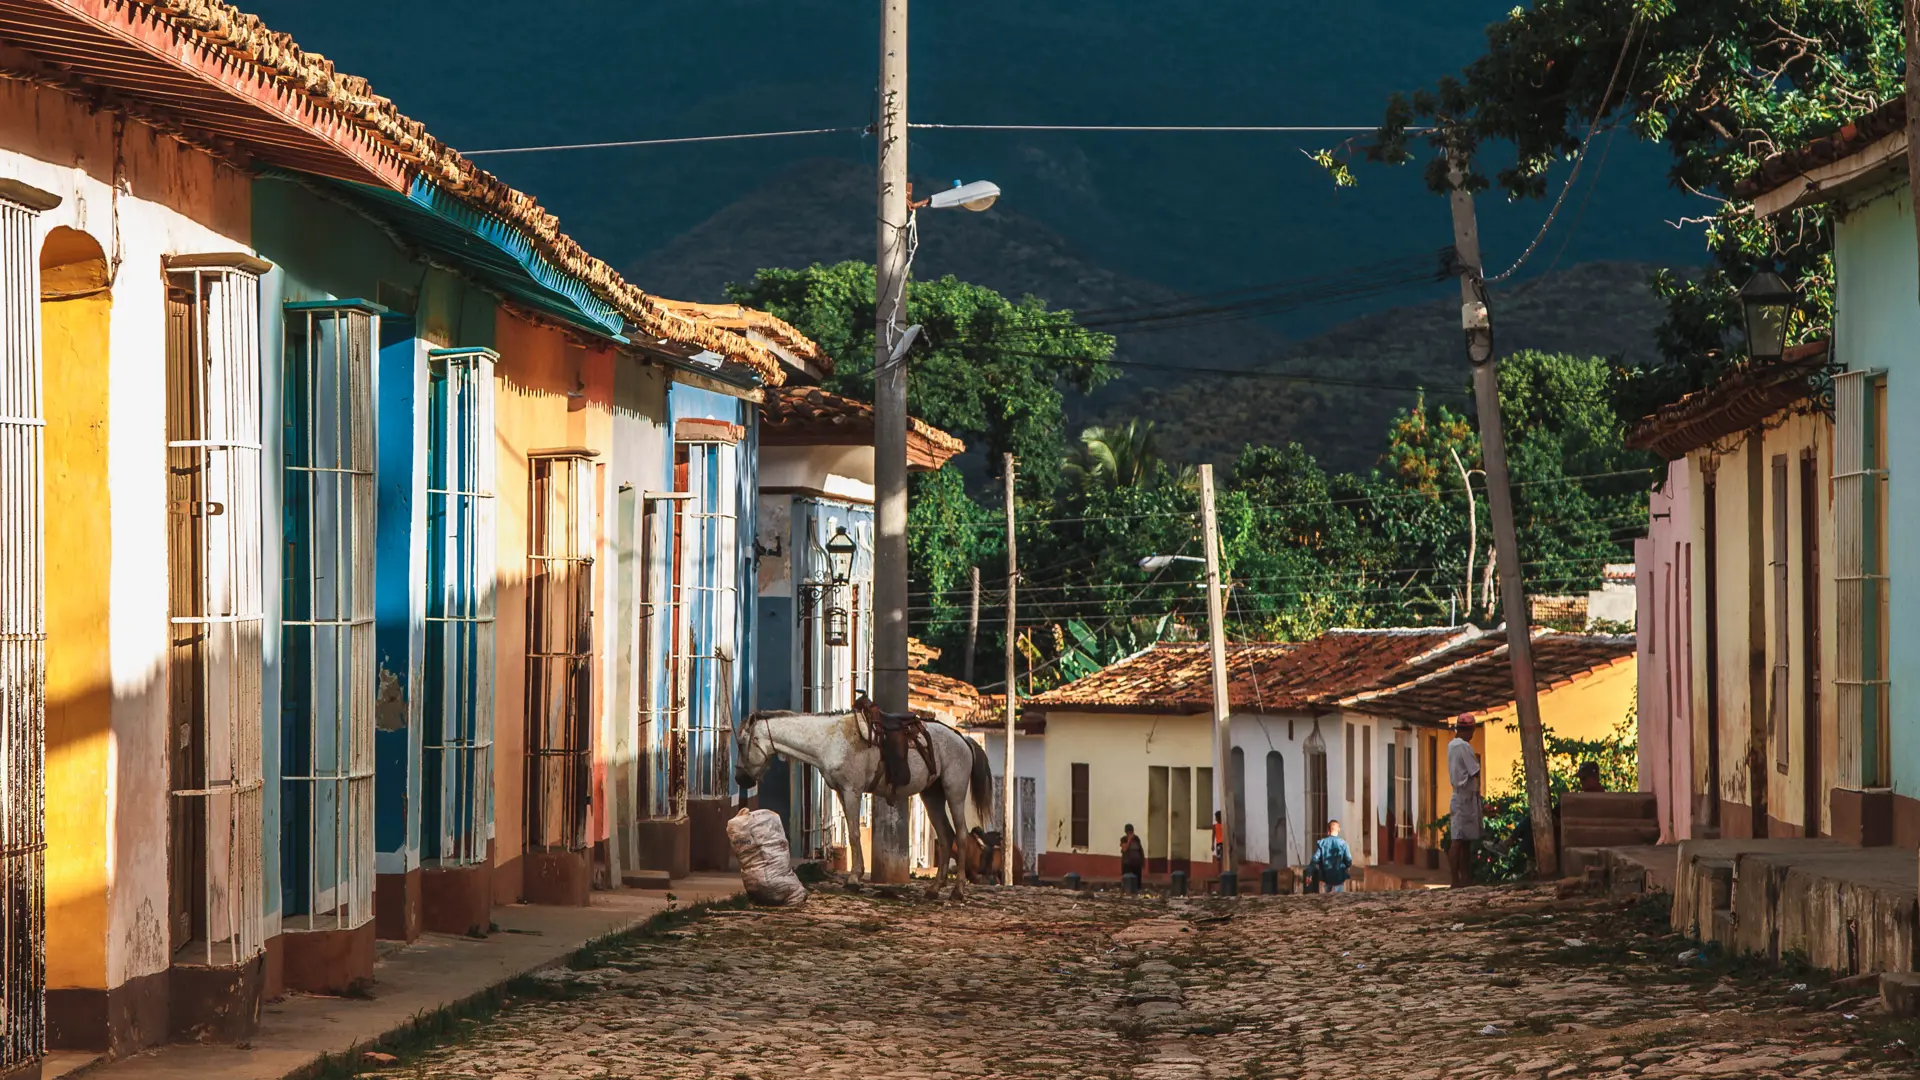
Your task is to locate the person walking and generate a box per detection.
[1119,823,1146,881]
[1448,715,1483,887]
[1310,820,1354,893]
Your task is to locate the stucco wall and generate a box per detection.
[2,78,252,992]
[1476,657,1639,798]
[1639,458,1697,842]
[1834,184,1920,802]
[759,444,875,503]
[1040,711,1218,863]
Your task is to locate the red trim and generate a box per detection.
[1038,851,1264,884]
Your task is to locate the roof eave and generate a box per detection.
[1753,128,1908,217]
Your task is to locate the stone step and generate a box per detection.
[1561,821,1662,848]
[1559,791,1659,821]
[622,870,673,890]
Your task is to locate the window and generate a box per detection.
[1770,454,1790,771]
[1345,722,1355,802]
[1304,728,1328,846]
[680,441,739,800]
[423,349,496,866]
[166,260,266,967]
[641,489,685,820]
[1835,370,1891,787]
[281,302,377,932]
[0,187,50,1076]
[1070,763,1090,848]
[1195,765,1214,824]
[525,451,595,853]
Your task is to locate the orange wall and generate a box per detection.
[490,313,615,899]
[41,243,112,991]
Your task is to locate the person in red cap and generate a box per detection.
[1447,714,1483,887]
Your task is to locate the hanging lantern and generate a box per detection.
[825,602,851,647]
[1739,271,1794,364]
[826,525,857,586]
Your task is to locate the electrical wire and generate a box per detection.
[908,123,1423,134]
[462,126,864,156]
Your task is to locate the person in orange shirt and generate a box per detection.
[1211,811,1225,869]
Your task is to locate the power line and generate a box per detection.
[462,126,863,156]
[908,123,1422,133]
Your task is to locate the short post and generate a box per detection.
[1218,870,1238,898]
[1122,872,1140,895]
[1170,870,1188,897]
[1260,868,1279,895]
[1024,872,1040,886]
[1063,872,1081,891]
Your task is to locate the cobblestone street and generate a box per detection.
[388,883,1915,1080]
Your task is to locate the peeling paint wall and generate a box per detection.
[1,77,252,995]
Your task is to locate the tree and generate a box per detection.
[1062,419,1179,495]
[728,261,1116,494]
[1336,1,1898,415]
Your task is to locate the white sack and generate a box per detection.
[726,808,807,906]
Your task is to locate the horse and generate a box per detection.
[734,707,993,899]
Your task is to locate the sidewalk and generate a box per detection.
[50,875,742,1080]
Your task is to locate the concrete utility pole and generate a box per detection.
[1199,464,1236,886]
[1001,454,1018,886]
[1447,150,1557,878]
[964,566,979,685]
[869,0,911,884]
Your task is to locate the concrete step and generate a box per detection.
[1561,821,1662,848]
[1710,908,1736,949]
[1559,792,1658,821]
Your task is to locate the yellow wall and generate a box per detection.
[41,229,111,990]
[1041,711,1217,858]
[1477,657,1639,797]
[490,313,615,897]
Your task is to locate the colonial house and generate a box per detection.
[0,0,793,1068]
[1626,344,1834,845]
[751,384,963,867]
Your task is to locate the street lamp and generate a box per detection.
[1739,271,1794,364]
[910,179,1001,213]
[826,526,857,586]
[1138,554,1205,572]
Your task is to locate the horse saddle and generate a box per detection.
[854,695,937,792]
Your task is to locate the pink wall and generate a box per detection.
[1637,459,1695,842]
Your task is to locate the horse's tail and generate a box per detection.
[967,737,994,828]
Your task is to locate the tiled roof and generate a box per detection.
[653,301,829,374]
[1338,632,1636,723]
[1625,341,1829,459]
[1736,98,1905,201]
[1530,595,1589,629]
[910,670,986,726]
[1024,628,1493,716]
[761,385,966,469]
[0,0,784,383]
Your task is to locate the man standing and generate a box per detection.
[1311,820,1354,893]
[1448,715,1483,887]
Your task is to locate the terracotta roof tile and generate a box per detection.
[1736,98,1905,201]
[1625,341,1829,459]
[910,670,986,726]
[1025,627,1494,716]
[1338,632,1635,723]
[761,385,965,468]
[653,300,829,373]
[11,0,784,382]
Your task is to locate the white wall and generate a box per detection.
[759,443,875,503]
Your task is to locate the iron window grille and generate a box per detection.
[679,441,739,802]
[640,489,686,821]
[423,349,496,867]
[165,261,267,968]
[281,301,378,933]
[0,189,50,1078]
[525,451,595,854]
[1834,369,1891,789]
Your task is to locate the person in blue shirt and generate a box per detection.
[1311,820,1354,893]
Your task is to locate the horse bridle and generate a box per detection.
[737,712,775,773]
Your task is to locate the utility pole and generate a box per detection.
[1199,464,1236,884]
[1001,454,1018,886]
[1447,150,1557,878]
[869,0,911,884]
[964,566,980,685]
[1906,0,1920,294]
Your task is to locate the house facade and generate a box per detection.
[0,2,793,1070]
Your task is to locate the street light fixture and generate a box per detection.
[1739,271,1794,364]
[927,179,1000,212]
[826,526,857,586]
[1138,554,1205,572]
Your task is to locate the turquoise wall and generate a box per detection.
[1834,184,1920,799]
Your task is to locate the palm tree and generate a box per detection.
[1062,419,1164,493]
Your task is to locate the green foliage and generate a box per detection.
[1344,0,1895,414]
[1063,419,1183,495]
[1472,705,1641,882]
[728,261,1116,495]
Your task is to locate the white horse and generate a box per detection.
[734,707,993,898]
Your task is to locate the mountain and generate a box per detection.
[631,158,1676,472]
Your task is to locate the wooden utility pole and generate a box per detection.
[868,0,912,883]
[964,566,980,684]
[1447,151,1556,878]
[1001,454,1018,886]
[1199,464,1236,881]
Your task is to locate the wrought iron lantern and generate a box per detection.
[825,604,852,648]
[1739,271,1793,364]
[826,526,857,586]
